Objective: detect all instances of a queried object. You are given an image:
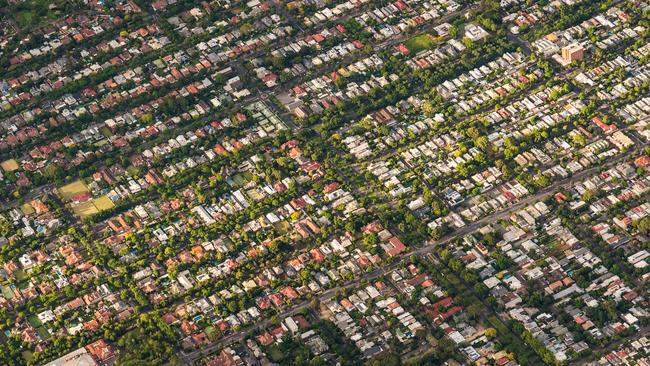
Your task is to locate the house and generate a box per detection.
[464,24,489,41]
[382,236,406,257]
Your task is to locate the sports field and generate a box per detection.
[58,180,89,200]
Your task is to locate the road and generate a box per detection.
[179,144,644,363]
[0,183,54,210]
[0,2,477,212]
[574,326,650,365]
[178,257,398,363]
[262,4,477,95]
[263,7,478,131]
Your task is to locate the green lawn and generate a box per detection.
[11,0,67,28]
[27,315,42,328]
[274,221,291,235]
[232,173,249,187]
[37,326,50,340]
[100,126,114,138]
[1,286,13,299]
[404,34,438,54]
[15,12,36,28]
[266,345,285,362]
[22,351,33,363]
[126,165,141,177]
[14,269,27,281]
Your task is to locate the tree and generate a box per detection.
[448,25,459,38]
[581,189,595,202]
[572,133,587,146]
[239,23,253,34]
[362,233,379,248]
[290,211,302,221]
[0,218,11,237]
[422,101,435,117]
[475,136,489,151]
[500,163,512,178]
[633,216,650,235]
[474,151,487,165]
[533,174,550,188]
[504,145,519,160]
[271,55,287,70]
[140,113,153,124]
[116,314,181,366]
[467,302,483,320]
[456,163,470,177]
[368,352,401,366]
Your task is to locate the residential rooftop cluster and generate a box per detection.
[0,0,649,364]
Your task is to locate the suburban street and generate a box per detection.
[1,0,648,364]
[180,141,646,363]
